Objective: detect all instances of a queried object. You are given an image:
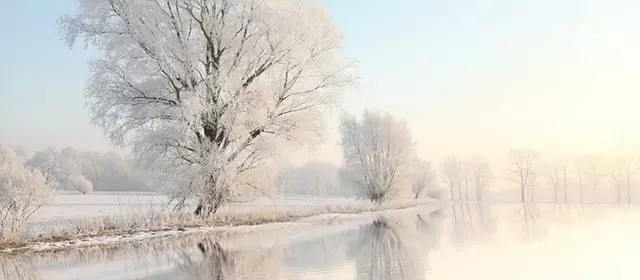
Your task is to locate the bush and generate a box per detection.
[0,145,55,240]
[67,173,93,195]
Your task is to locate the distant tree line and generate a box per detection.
[4,145,159,194]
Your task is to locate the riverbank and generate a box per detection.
[0,198,437,253]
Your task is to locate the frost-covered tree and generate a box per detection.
[411,159,435,199]
[59,0,354,216]
[25,147,63,185]
[442,155,462,201]
[340,110,414,203]
[468,157,492,201]
[506,149,539,203]
[608,155,635,204]
[0,145,55,238]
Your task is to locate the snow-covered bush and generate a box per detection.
[0,145,55,239]
[67,173,94,195]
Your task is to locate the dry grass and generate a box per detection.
[0,198,435,252]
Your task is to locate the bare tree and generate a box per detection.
[572,157,586,204]
[411,159,435,199]
[442,156,462,201]
[59,0,355,216]
[460,161,471,200]
[583,154,602,203]
[340,111,414,203]
[546,160,561,203]
[506,149,539,203]
[467,157,492,201]
[609,155,635,204]
[560,158,569,203]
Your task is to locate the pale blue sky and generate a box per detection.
[2,0,640,164]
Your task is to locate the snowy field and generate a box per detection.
[27,191,371,234]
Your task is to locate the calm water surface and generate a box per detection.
[3,203,640,280]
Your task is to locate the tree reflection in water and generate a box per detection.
[350,216,426,280]
[514,203,543,241]
[0,257,40,280]
[173,238,286,280]
[449,202,497,246]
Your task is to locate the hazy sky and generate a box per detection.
[2,0,640,165]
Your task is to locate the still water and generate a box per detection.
[3,203,640,280]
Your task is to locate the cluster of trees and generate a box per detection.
[436,149,640,204]
[20,146,154,194]
[441,156,493,201]
[506,149,640,203]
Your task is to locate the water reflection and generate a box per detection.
[2,203,638,280]
[448,202,497,246]
[0,257,39,280]
[514,203,541,241]
[350,217,425,280]
[172,239,286,279]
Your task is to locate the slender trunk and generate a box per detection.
[520,184,525,203]
[618,184,622,203]
[580,184,583,204]
[450,185,454,201]
[563,175,568,204]
[627,175,631,204]
[530,184,535,202]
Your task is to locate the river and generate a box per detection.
[2,203,640,280]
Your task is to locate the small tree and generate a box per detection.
[572,157,587,204]
[584,154,602,203]
[0,145,55,239]
[468,157,492,201]
[609,155,635,204]
[442,155,462,201]
[506,149,539,203]
[411,159,435,199]
[546,159,561,203]
[340,110,414,203]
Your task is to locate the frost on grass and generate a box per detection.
[340,110,415,203]
[58,0,356,216]
[0,145,55,241]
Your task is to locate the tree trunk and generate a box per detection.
[520,184,525,203]
[193,179,229,217]
[450,185,455,201]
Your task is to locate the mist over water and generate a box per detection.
[3,203,640,280]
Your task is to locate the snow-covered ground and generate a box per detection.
[25,191,372,234]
